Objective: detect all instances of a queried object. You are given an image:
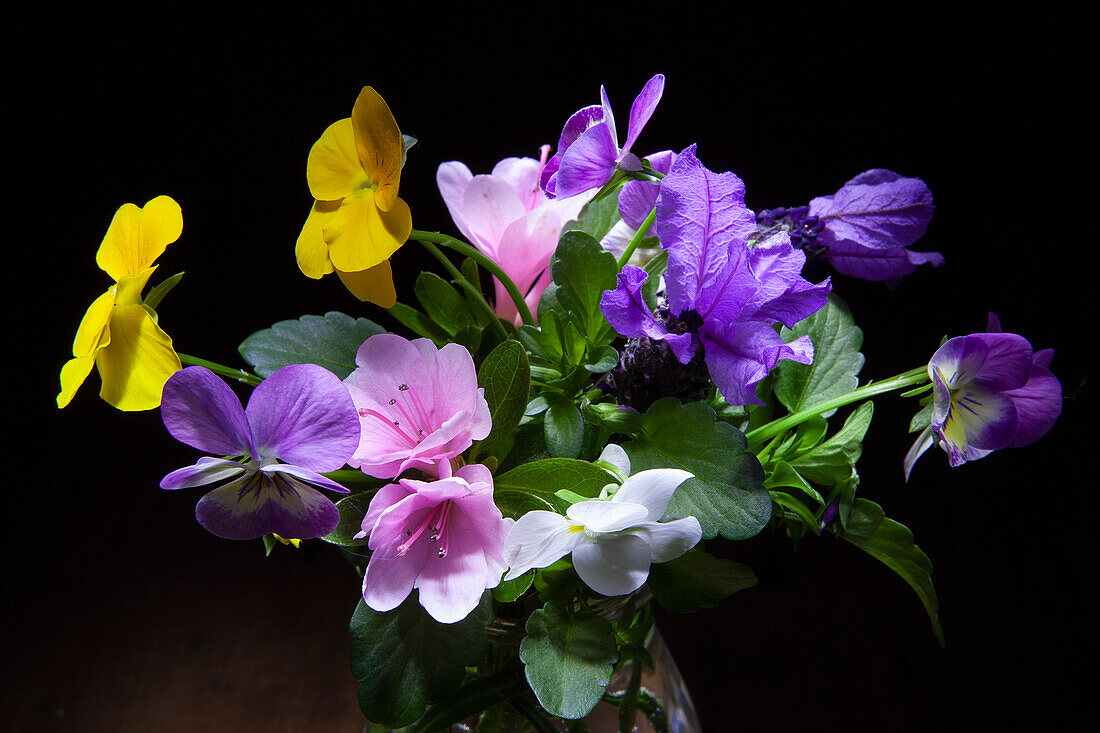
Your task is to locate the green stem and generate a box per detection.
[417,240,510,341]
[178,353,261,386]
[745,366,929,449]
[411,230,535,326]
[320,469,380,484]
[617,207,657,269]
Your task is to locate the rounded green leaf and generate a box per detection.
[519,603,617,719]
[238,311,386,379]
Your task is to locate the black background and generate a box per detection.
[11,6,1091,731]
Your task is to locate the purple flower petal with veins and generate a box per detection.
[601,147,829,405]
[159,364,360,540]
[809,169,941,281]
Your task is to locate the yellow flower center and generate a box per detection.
[352,174,378,198]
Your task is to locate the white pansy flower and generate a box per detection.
[502,444,702,596]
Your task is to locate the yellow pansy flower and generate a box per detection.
[296,86,412,307]
[58,196,184,411]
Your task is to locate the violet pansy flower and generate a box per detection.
[437,149,590,324]
[904,314,1062,477]
[601,146,832,405]
[343,334,491,479]
[358,462,512,623]
[502,445,701,597]
[808,169,942,281]
[540,74,665,199]
[159,364,360,540]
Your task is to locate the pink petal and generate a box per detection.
[459,175,528,258]
[362,533,431,613]
[416,517,493,624]
[436,161,476,244]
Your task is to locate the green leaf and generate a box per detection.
[496,422,551,474]
[773,294,865,414]
[770,491,821,534]
[838,498,944,646]
[562,190,622,242]
[646,550,758,613]
[545,399,584,459]
[323,489,380,546]
[350,593,492,728]
[459,257,493,327]
[414,271,478,336]
[582,401,644,435]
[622,398,770,540]
[764,460,825,505]
[909,402,933,433]
[519,603,618,719]
[142,270,184,310]
[477,340,531,450]
[386,302,450,344]
[583,345,619,373]
[790,402,873,487]
[238,311,386,379]
[493,458,614,519]
[493,570,535,603]
[408,670,529,733]
[548,231,618,348]
[537,310,566,368]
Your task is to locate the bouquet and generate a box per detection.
[56,75,1064,732]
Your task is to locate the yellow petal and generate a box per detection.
[71,289,117,357]
[295,201,339,278]
[57,351,100,408]
[58,320,112,409]
[306,118,361,202]
[323,195,411,274]
[96,196,182,280]
[96,304,182,411]
[351,87,403,212]
[337,261,397,307]
[113,266,157,307]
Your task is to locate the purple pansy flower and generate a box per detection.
[904,314,1062,478]
[358,462,512,623]
[600,146,832,405]
[540,74,665,199]
[808,169,942,281]
[159,364,360,540]
[343,334,491,479]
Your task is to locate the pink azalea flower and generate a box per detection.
[437,148,591,325]
[358,462,512,623]
[343,334,491,479]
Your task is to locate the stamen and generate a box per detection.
[396,504,442,556]
[435,501,454,559]
[400,383,434,432]
[358,407,419,447]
